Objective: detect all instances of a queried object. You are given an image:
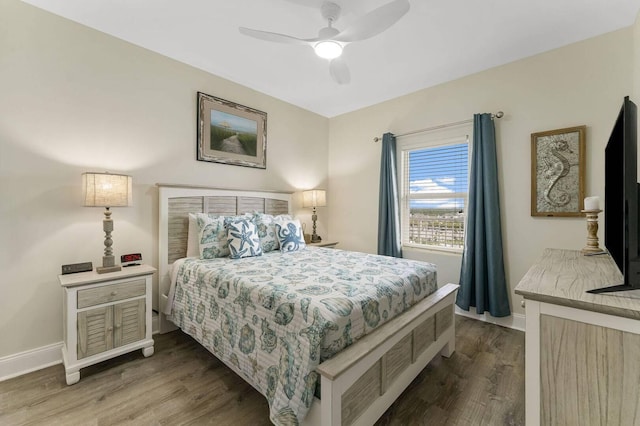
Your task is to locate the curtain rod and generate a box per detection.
[372,111,504,142]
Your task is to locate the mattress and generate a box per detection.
[167,247,437,425]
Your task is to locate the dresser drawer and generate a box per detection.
[77,279,146,309]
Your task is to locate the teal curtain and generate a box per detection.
[378,132,402,258]
[456,114,511,317]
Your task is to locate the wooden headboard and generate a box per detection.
[157,184,292,331]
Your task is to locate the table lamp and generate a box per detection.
[82,172,132,273]
[302,189,326,243]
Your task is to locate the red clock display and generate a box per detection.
[121,253,142,263]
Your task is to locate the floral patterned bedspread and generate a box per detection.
[168,247,437,425]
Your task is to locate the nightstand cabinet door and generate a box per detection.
[114,299,145,348]
[77,306,114,359]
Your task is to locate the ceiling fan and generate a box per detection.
[239,0,410,85]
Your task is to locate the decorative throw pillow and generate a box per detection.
[227,219,263,259]
[275,219,306,252]
[196,214,230,259]
[253,212,293,253]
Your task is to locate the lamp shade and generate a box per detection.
[302,189,327,208]
[82,172,132,207]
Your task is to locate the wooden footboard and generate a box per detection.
[303,283,459,426]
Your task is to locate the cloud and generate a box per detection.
[410,178,454,194]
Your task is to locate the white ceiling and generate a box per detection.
[22,0,640,117]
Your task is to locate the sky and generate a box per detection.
[211,110,257,135]
[409,143,468,210]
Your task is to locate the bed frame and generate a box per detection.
[157,184,459,426]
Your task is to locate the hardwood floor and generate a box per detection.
[376,316,525,426]
[0,316,524,425]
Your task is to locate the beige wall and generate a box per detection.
[327,28,634,318]
[0,0,329,357]
[0,0,637,361]
[635,11,640,106]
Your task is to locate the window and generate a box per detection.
[399,130,470,252]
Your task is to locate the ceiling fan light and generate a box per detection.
[314,41,342,59]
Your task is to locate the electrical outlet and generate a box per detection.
[61,262,93,275]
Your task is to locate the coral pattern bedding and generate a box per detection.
[168,247,437,425]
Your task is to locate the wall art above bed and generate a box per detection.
[197,91,267,169]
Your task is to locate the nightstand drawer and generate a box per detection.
[77,279,146,308]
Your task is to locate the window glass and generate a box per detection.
[401,136,470,251]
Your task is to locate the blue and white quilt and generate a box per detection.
[168,247,437,425]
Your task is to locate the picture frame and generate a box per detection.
[531,125,586,217]
[197,92,267,169]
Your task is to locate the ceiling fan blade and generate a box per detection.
[334,0,410,43]
[239,27,317,45]
[329,57,350,85]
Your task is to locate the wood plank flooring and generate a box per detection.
[0,316,524,425]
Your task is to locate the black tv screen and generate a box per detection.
[590,96,640,293]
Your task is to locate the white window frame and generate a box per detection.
[397,124,472,253]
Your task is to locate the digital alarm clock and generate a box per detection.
[121,253,142,267]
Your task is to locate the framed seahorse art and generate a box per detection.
[531,125,586,217]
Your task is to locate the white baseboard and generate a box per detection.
[1,312,161,382]
[0,342,63,382]
[455,306,526,332]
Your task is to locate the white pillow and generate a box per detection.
[196,213,230,259]
[275,219,306,252]
[227,219,263,259]
[253,212,293,253]
[186,213,200,258]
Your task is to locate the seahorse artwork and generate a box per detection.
[541,138,574,207]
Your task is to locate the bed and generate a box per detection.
[157,184,459,426]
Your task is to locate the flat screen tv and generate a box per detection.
[588,96,640,294]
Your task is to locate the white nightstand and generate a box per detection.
[58,265,156,385]
[308,241,339,248]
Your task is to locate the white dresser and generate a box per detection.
[515,249,640,425]
[58,265,156,385]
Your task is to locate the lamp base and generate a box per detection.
[310,208,322,243]
[97,265,121,274]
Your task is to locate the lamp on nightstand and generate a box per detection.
[302,189,326,243]
[82,172,132,274]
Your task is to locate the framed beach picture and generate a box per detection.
[531,125,586,217]
[197,92,267,169]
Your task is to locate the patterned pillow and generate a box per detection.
[253,212,293,253]
[227,219,263,259]
[224,212,254,224]
[195,214,230,259]
[275,219,306,252]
